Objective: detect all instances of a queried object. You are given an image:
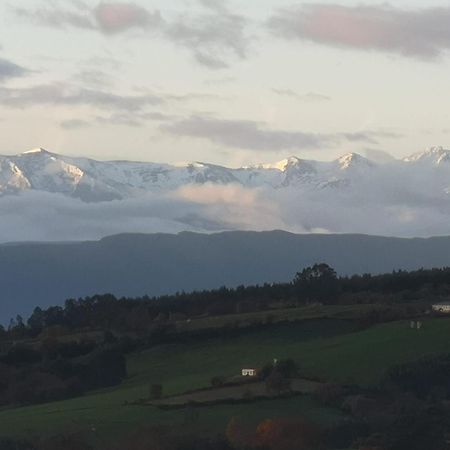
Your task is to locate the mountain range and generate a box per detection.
[1,146,450,241]
[1,146,450,202]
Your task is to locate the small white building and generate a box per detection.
[241,368,257,377]
[432,302,450,314]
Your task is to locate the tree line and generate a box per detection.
[3,264,450,339]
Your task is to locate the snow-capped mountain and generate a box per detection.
[0,146,417,201]
[1,146,450,202]
[1,146,450,242]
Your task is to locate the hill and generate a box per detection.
[1,315,449,445]
[3,230,450,320]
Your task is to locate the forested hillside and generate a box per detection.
[4,231,450,320]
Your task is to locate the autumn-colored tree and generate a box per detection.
[113,426,170,450]
[253,417,322,450]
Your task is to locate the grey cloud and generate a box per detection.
[60,119,91,129]
[341,131,402,145]
[161,116,399,151]
[272,89,331,102]
[61,111,176,129]
[15,1,251,69]
[75,69,114,87]
[14,4,94,30]
[196,0,227,13]
[165,5,250,69]
[268,4,450,60]
[95,112,142,127]
[204,76,235,86]
[0,58,29,81]
[362,149,396,164]
[0,82,163,111]
[94,3,163,34]
[140,112,176,122]
[0,78,214,114]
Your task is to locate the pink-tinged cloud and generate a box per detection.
[269,4,450,59]
[94,2,162,34]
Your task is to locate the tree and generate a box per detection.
[254,417,322,450]
[293,263,339,303]
[276,359,299,378]
[27,307,45,334]
[211,376,225,387]
[265,370,292,395]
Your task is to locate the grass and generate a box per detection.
[173,303,396,332]
[150,379,322,406]
[1,315,449,445]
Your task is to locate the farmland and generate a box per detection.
[1,312,449,446]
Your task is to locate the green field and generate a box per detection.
[1,315,450,446]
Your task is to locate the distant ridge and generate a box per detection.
[2,230,450,321]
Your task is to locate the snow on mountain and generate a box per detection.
[403,146,450,165]
[0,147,449,202]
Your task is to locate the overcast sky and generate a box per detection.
[1,0,450,167]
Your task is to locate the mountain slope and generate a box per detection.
[3,231,450,321]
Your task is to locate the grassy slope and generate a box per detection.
[1,316,449,444]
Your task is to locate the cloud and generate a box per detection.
[14,2,160,33]
[0,82,163,111]
[268,4,450,60]
[272,89,330,102]
[2,165,450,243]
[0,58,29,81]
[61,111,176,129]
[165,3,250,69]
[161,115,400,151]
[94,3,163,34]
[14,3,95,30]
[74,69,114,88]
[15,1,251,68]
[60,119,90,129]
[0,186,283,243]
[362,149,396,164]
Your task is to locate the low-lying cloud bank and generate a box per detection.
[2,178,450,243]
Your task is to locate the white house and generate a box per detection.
[432,302,450,314]
[241,368,257,377]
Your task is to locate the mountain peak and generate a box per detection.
[263,156,302,171]
[22,148,52,156]
[336,152,373,170]
[404,146,450,165]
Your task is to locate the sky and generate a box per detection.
[1,0,450,167]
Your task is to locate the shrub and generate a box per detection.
[211,376,226,388]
